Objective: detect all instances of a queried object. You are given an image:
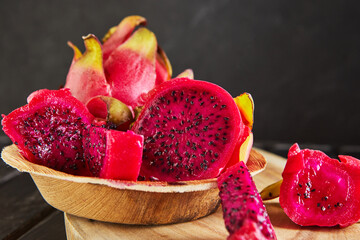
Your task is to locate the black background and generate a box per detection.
[1,0,359,149]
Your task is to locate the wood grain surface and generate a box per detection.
[64,149,360,240]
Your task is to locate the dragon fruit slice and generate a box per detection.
[132,78,243,181]
[2,89,94,176]
[218,161,277,240]
[83,127,143,180]
[2,89,144,180]
[280,143,360,227]
[64,35,110,104]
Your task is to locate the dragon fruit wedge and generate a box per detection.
[218,161,277,240]
[280,143,360,227]
[2,88,144,180]
[132,77,244,181]
[2,88,94,175]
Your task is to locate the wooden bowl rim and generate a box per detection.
[1,144,267,193]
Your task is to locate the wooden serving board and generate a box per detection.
[64,149,360,240]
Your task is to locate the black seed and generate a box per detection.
[200,102,204,106]
[298,183,302,188]
[221,105,226,109]
[224,117,229,121]
[317,203,321,207]
[213,104,218,108]
[311,189,316,192]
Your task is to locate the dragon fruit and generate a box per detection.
[64,34,110,104]
[64,15,172,107]
[104,27,157,108]
[83,127,143,180]
[2,89,144,180]
[86,96,134,130]
[218,161,277,240]
[280,143,360,227]
[132,77,243,181]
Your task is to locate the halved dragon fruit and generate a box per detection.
[2,89,143,180]
[280,143,360,227]
[132,77,243,181]
[218,161,277,240]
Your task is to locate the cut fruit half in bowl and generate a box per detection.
[1,144,267,225]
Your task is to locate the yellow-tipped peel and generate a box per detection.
[260,179,283,201]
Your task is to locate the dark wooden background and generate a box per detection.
[1,1,359,147]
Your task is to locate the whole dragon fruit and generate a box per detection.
[64,15,172,108]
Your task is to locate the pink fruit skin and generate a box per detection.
[105,48,156,108]
[225,125,251,169]
[101,130,144,181]
[86,97,108,119]
[280,143,360,227]
[64,36,111,104]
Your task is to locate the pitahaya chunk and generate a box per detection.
[132,78,243,181]
[280,143,360,227]
[218,161,277,240]
[83,127,143,180]
[2,89,143,180]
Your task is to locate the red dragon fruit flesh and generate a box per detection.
[280,143,360,227]
[2,89,144,180]
[2,89,94,176]
[132,77,244,181]
[218,161,277,240]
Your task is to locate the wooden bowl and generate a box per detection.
[1,144,267,225]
